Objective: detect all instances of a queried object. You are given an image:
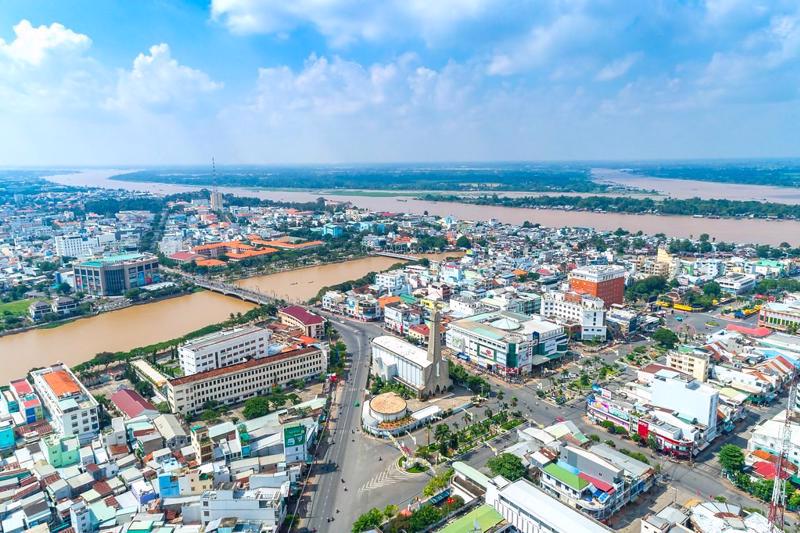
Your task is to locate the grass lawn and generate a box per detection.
[0,299,32,317]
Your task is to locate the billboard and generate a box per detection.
[283,425,305,448]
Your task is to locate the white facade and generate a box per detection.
[31,364,99,444]
[374,271,407,294]
[201,487,286,528]
[371,335,431,391]
[179,326,270,376]
[748,410,800,468]
[487,478,610,533]
[54,235,101,258]
[541,291,606,341]
[168,346,326,414]
[717,273,756,295]
[650,371,718,440]
[446,311,567,374]
[448,294,487,317]
[569,264,626,284]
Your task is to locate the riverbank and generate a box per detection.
[0,253,458,381]
[45,170,800,245]
[0,286,198,339]
[0,291,256,382]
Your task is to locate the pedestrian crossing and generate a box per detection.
[359,463,415,493]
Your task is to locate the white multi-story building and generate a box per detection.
[54,234,101,258]
[448,293,488,318]
[541,290,606,341]
[31,364,99,444]
[684,258,725,278]
[374,271,408,294]
[167,346,326,414]
[178,326,270,376]
[383,302,422,335]
[650,370,719,442]
[716,273,757,295]
[446,311,567,376]
[201,487,287,528]
[749,410,800,468]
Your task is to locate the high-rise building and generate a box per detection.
[568,265,626,307]
[54,234,101,258]
[73,252,160,296]
[210,190,224,211]
[541,290,607,341]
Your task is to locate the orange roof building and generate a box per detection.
[249,238,324,250]
[226,248,278,261]
[43,370,81,397]
[193,241,254,258]
[196,259,226,268]
[378,295,402,308]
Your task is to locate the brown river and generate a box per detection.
[0,254,455,381]
[49,170,800,246]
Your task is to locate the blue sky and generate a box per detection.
[1,0,799,165]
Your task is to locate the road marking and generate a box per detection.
[358,463,417,493]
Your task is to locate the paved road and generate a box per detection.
[305,317,430,532]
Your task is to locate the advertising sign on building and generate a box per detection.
[284,425,305,447]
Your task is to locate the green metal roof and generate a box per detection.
[452,461,491,488]
[543,463,588,491]
[438,504,503,533]
[79,253,147,267]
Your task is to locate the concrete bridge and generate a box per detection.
[372,251,420,261]
[189,276,279,305]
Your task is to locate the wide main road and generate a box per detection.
[306,316,430,531]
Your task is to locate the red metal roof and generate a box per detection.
[110,388,156,418]
[578,472,616,493]
[726,324,771,337]
[280,305,325,325]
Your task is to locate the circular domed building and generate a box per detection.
[368,392,408,424]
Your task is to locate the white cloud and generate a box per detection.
[210,0,497,46]
[595,53,642,81]
[0,19,90,66]
[107,43,222,111]
[487,11,596,76]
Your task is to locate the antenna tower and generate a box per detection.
[768,383,796,530]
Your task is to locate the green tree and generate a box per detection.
[487,453,527,481]
[719,444,745,474]
[653,328,680,349]
[434,423,450,443]
[352,508,384,532]
[455,235,471,249]
[156,402,171,414]
[409,505,441,531]
[243,396,271,419]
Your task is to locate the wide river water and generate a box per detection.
[0,253,449,381]
[48,170,800,246]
